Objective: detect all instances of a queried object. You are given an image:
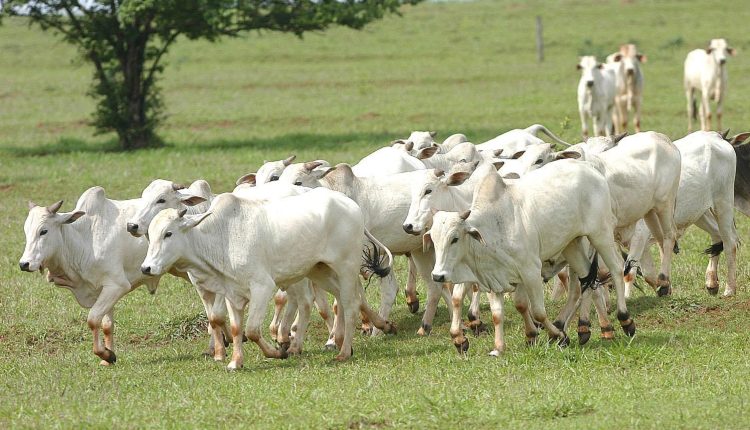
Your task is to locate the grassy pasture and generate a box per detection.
[2,0,750,428]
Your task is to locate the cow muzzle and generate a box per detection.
[432,273,446,283]
[141,265,153,275]
[586,80,594,88]
[19,261,31,272]
[719,59,727,65]
[126,223,141,236]
[403,223,421,235]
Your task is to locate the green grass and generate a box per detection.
[2,0,750,428]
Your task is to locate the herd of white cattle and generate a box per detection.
[15,36,747,369]
[577,39,736,137]
[19,122,750,369]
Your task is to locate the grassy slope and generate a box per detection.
[2,0,750,428]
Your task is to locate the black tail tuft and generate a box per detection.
[362,240,390,280]
[703,242,724,257]
[673,241,680,254]
[580,252,599,293]
[692,98,698,121]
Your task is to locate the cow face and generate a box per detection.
[404,170,445,235]
[613,44,646,77]
[256,155,295,185]
[405,131,438,151]
[498,143,554,176]
[278,161,334,187]
[128,180,207,237]
[19,201,84,272]
[425,211,483,284]
[141,208,211,276]
[577,56,602,88]
[707,38,735,66]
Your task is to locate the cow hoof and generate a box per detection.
[601,325,615,340]
[383,321,398,335]
[578,330,591,346]
[226,362,242,371]
[407,299,420,314]
[471,321,488,336]
[103,348,117,364]
[706,286,719,296]
[488,349,502,357]
[323,341,337,351]
[621,320,636,337]
[279,341,291,353]
[526,334,538,346]
[657,286,671,297]
[278,348,289,360]
[417,323,432,336]
[454,338,469,354]
[723,290,736,298]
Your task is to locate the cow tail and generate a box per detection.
[580,252,599,293]
[362,228,393,279]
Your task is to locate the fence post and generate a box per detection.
[536,15,544,63]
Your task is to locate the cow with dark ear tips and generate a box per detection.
[685,38,736,131]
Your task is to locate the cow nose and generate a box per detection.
[126,223,139,233]
[432,273,445,283]
[626,68,635,75]
[141,266,151,275]
[586,80,594,88]
[720,59,726,65]
[19,261,30,272]
[403,224,413,234]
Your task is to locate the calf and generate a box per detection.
[19,188,162,365]
[140,189,396,369]
[577,56,616,138]
[684,38,736,131]
[607,44,646,133]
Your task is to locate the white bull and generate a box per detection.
[684,38,736,132]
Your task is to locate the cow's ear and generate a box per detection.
[576,63,582,70]
[613,54,623,62]
[706,47,714,54]
[235,173,257,186]
[467,227,486,246]
[422,232,433,252]
[502,172,520,179]
[555,150,581,160]
[404,141,414,152]
[179,192,207,206]
[596,63,604,69]
[28,201,37,210]
[636,53,647,63]
[445,171,471,186]
[492,161,505,170]
[417,146,438,160]
[730,132,750,146]
[182,212,211,229]
[511,150,525,159]
[60,211,85,224]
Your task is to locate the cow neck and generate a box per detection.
[322,173,358,200]
[48,221,92,286]
[180,213,245,285]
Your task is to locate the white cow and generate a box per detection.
[278,162,453,335]
[391,131,438,151]
[554,132,681,296]
[140,189,396,369]
[425,161,634,356]
[254,155,297,184]
[577,56,616,138]
[352,146,426,176]
[476,124,571,156]
[685,38,736,131]
[411,141,486,172]
[607,44,646,133]
[19,188,162,365]
[624,131,738,297]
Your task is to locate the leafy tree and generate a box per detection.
[2,1,421,150]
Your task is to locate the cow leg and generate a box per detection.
[87,284,129,365]
[592,287,614,340]
[405,255,420,313]
[694,213,722,295]
[358,281,397,335]
[333,275,360,361]
[716,95,723,131]
[288,286,313,355]
[488,292,505,356]
[521,268,568,346]
[710,206,739,296]
[580,109,589,139]
[277,289,299,352]
[467,283,486,335]
[193,286,221,358]
[269,290,287,343]
[651,206,678,296]
[449,282,469,354]
[312,284,335,342]
[209,295,229,362]
[411,250,447,336]
[550,269,569,301]
[624,221,652,298]
[686,88,694,132]
[701,91,711,131]
[226,296,248,370]
[101,312,114,353]
[589,233,635,337]
[557,240,599,345]
[633,95,642,132]
[243,285,287,364]
[514,286,539,346]
[372,272,399,336]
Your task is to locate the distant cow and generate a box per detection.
[684,38,736,131]
[577,56,616,138]
[607,44,646,133]
[19,188,162,365]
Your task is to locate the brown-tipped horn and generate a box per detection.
[283,155,296,166]
[405,142,414,152]
[177,208,187,218]
[493,149,504,157]
[303,161,323,172]
[172,183,186,191]
[28,201,37,210]
[613,132,628,144]
[429,131,438,138]
[47,200,63,214]
[434,169,445,177]
[459,210,471,220]
[721,129,731,141]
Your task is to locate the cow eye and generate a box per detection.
[39,229,48,236]
[535,159,543,165]
[451,237,458,244]
[294,181,302,186]
[156,199,166,204]
[424,189,432,195]
[164,231,172,238]
[270,175,279,182]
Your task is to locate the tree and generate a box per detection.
[2,1,421,150]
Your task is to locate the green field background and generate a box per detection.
[2,0,750,428]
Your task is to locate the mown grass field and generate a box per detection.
[2,0,750,428]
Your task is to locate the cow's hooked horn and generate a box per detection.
[283,155,296,166]
[28,201,37,210]
[304,161,323,172]
[434,169,445,177]
[172,183,186,191]
[613,132,628,144]
[47,200,64,214]
[177,208,187,218]
[459,210,471,220]
[721,129,731,141]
